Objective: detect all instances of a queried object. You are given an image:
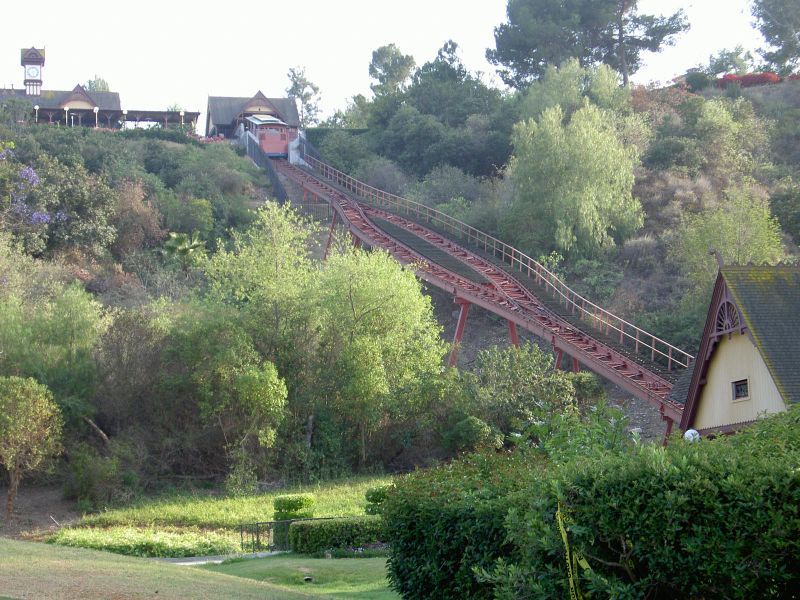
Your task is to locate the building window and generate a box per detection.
[732,379,750,401]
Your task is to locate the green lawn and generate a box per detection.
[204,554,399,600]
[0,538,318,599]
[82,475,390,528]
[50,475,392,558]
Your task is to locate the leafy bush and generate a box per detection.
[491,407,800,599]
[289,516,384,554]
[364,484,392,515]
[273,493,316,550]
[684,69,712,92]
[273,493,316,519]
[64,439,139,511]
[383,452,543,599]
[567,258,623,302]
[444,416,502,453]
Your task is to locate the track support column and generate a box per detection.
[572,357,580,373]
[507,320,520,347]
[554,348,564,370]
[448,298,472,367]
[323,211,338,260]
[661,418,674,446]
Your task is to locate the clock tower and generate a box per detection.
[21,47,45,96]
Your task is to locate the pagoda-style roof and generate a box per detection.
[677,264,800,429]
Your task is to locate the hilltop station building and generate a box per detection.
[0,48,200,129]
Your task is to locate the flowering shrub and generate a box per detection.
[717,72,782,88]
[716,73,741,88]
[1,148,54,253]
[738,72,781,86]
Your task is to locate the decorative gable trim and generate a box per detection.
[243,91,280,114]
[21,47,45,66]
[59,84,98,109]
[681,274,753,429]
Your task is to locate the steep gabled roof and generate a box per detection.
[680,264,800,429]
[206,92,300,130]
[20,47,45,65]
[724,265,800,403]
[59,84,97,107]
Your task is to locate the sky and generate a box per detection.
[1,0,765,132]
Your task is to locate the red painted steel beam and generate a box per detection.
[323,211,337,260]
[554,348,564,370]
[449,298,472,367]
[273,159,684,425]
[507,320,520,347]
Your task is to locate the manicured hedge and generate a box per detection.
[273,493,315,519]
[383,452,544,599]
[385,408,800,599]
[273,493,316,550]
[502,411,800,598]
[288,516,384,554]
[364,484,392,515]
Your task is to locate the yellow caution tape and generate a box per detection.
[556,503,591,600]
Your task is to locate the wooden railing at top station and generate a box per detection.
[302,154,694,372]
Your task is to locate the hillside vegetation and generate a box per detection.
[2,10,799,592]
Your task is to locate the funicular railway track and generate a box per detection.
[273,158,688,428]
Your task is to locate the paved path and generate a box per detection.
[155,550,287,566]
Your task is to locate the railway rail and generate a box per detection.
[274,158,687,429]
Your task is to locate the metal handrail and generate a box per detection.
[303,154,693,371]
[244,132,288,202]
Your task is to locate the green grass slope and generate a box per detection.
[205,555,398,600]
[0,538,317,600]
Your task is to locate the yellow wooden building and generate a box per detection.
[675,265,800,435]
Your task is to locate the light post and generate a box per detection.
[93,106,99,128]
[64,106,69,127]
[34,104,39,123]
[180,110,185,127]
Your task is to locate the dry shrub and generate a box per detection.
[110,180,166,259]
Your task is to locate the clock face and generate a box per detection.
[26,65,40,79]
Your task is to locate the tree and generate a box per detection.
[752,0,800,73]
[407,41,501,128]
[521,59,630,122]
[669,185,785,288]
[507,103,642,256]
[487,0,688,88]
[0,98,33,126]
[84,76,110,92]
[369,44,416,96]
[286,67,321,128]
[318,130,372,173]
[166,305,287,465]
[0,281,105,426]
[0,376,63,519]
[704,46,754,76]
[472,343,575,434]
[311,249,446,467]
